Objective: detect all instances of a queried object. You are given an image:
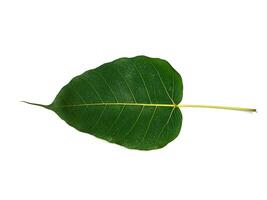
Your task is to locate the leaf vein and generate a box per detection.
[114,66,137,103]
[172,72,175,101]
[51,102,175,108]
[155,107,175,146]
[151,61,175,104]
[90,105,107,130]
[107,105,126,136]
[80,76,104,103]
[123,105,144,140]
[92,70,119,103]
[131,59,152,103]
[140,106,158,145]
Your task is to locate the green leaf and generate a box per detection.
[24,55,257,150]
[27,56,183,150]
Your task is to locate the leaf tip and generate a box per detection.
[21,101,49,109]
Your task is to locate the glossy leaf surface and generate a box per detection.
[49,56,183,150]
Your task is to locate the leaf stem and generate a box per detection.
[177,104,256,112]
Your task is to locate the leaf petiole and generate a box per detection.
[177,104,256,112]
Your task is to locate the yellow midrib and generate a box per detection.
[53,102,177,108]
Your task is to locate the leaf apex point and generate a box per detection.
[21,101,48,109]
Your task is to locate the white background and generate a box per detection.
[0,0,266,199]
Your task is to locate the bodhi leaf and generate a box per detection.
[24,55,256,150]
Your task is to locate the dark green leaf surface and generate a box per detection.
[48,56,183,150]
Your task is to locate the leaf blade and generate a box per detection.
[49,56,183,150]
